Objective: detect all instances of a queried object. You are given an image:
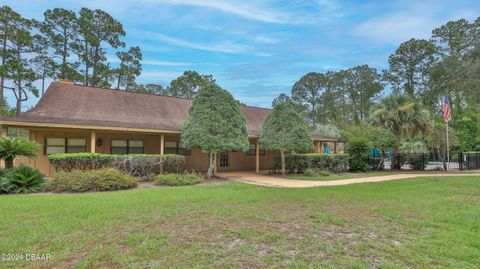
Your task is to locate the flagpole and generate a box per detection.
[446,119,450,171]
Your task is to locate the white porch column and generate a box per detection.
[90,130,96,153]
[160,134,165,155]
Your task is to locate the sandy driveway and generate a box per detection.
[216,171,480,188]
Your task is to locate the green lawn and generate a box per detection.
[1,176,480,268]
[285,171,395,181]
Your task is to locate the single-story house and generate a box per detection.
[0,80,342,176]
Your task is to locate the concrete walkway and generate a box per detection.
[216,171,480,188]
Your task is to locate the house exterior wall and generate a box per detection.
[19,127,279,176]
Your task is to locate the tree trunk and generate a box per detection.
[280,150,286,176]
[84,40,89,86]
[5,157,14,169]
[62,28,67,79]
[207,152,215,179]
[16,79,22,116]
[41,73,45,96]
[0,34,7,101]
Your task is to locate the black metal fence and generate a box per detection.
[366,152,467,171]
[459,152,480,170]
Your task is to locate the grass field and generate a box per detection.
[285,171,395,181]
[1,176,480,268]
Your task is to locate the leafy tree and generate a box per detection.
[39,8,79,80]
[291,72,326,127]
[75,8,125,87]
[30,54,57,96]
[432,19,474,57]
[342,65,383,124]
[126,83,167,95]
[0,6,23,101]
[346,137,370,172]
[260,98,313,175]
[181,83,249,179]
[315,124,340,139]
[384,38,437,96]
[0,137,39,169]
[271,93,291,107]
[2,12,40,115]
[115,46,142,89]
[369,128,398,169]
[167,71,215,99]
[369,94,431,140]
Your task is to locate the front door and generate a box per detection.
[218,152,229,171]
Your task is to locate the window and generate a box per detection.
[45,138,86,155]
[219,152,229,167]
[111,140,144,154]
[246,143,265,156]
[165,141,191,155]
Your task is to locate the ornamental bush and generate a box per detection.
[47,168,138,192]
[154,172,203,186]
[48,153,115,172]
[48,153,186,180]
[273,153,349,174]
[0,165,45,194]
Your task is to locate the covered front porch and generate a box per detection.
[0,124,274,176]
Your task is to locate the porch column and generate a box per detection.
[160,134,165,155]
[90,130,96,153]
[255,138,260,174]
[1,125,7,168]
[316,141,321,153]
[334,142,337,153]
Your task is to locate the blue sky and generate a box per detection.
[5,0,480,109]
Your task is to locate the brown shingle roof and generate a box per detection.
[1,81,338,141]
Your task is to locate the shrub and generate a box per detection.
[273,153,348,174]
[348,159,370,172]
[318,170,331,176]
[0,137,40,169]
[155,172,203,186]
[47,168,138,192]
[48,153,186,180]
[1,165,45,194]
[303,168,315,177]
[48,153,115,172]
[347,138,370,172]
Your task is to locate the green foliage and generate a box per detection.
[348,159,370,172]
[369,94,431,139]
[384,38,437,96]
[115,46,142,89]
[370,128,398,153]
[303,168,315,177]
[48,153,115,171]
[154,172,203,186]
[182,83,248,179]
[273,154,348,174]
[0,137,40,169]
[291,72,326,126]
[399,140,429,153]
[48,153,186,180]
[167,71,215,99]
[1,165,45,194]
[260,101,313,153]
[315,124,340,139]
[47,168,138,192]
[346,137,370,172]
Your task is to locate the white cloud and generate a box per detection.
[149,32,249,54]
[139,71,182,79]
[156,0,288,23]
[352,3,479,44]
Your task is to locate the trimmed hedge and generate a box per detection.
[273,153,349,174]
[48,153,115,172]
[154,172,204,186]
[46,168,138,192]
[48,153,186,180]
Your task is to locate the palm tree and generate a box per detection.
[0,137,40,169]
[369,94,432,169]
[369,94,431,139]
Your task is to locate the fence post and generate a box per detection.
[459,152,463,171]
[422,153,425,171]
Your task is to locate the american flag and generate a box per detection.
[442,96,451,123]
